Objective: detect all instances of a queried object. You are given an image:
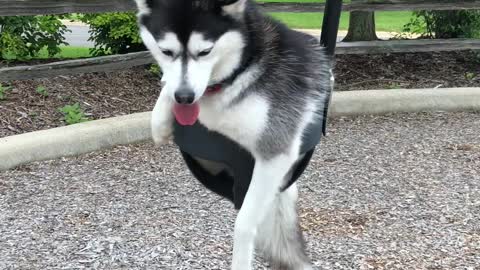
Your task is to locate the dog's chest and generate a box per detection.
[198,94,269,151]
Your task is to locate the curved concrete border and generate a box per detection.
[331,87,480,116]
[0,112,151,171]
[1,88,479,171]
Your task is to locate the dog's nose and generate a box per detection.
[174,89,195,104]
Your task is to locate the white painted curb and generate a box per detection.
[331,88,480,116]
[1,88,479,171]
[1,113,151,171]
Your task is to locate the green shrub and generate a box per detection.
[58,103,89,125]
[403,10,480,39]
[465,72,476,80]
[36,86,49,97]
[80,12,145,56]
[148,64,162,77]
[0,16,69,60]
[0,84,12,100]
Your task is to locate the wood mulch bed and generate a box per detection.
[1,51,479,138]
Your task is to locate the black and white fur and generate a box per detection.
[133,0,331,269]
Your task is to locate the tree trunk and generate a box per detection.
[343,11,378,42]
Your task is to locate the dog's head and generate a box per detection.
[135,0,248,104]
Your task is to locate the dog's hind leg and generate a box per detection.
[231,154,299,270]
[256,183,312,270]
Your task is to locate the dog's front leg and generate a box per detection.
[232,153,297,270]
[151,89,174,145]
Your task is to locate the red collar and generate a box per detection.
[205,84,222,96]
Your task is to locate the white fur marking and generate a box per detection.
[199,93,269,152]
[257,183,313,269]
[133,0,151,15]
[188,33,214,56]
[232,153,298,270]
[140,29,185,101]
[151,88,174,145]
[139,29,182,64]
[210,31,245,83]
[187,31,245,84]
[162,59,184,101]
[139,27,164,63]
[183,31,245,102]
[222,0,247,19]
[186,59,214,102]
[157,33,182,55]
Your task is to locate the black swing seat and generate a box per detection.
[173,103,328,210]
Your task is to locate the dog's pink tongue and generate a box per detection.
[173,103,200,126]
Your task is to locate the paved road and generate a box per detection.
[65,25,93,47]
[63,25,397,48]
[1,112,479,269]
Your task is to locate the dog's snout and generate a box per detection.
[174,89,195,104]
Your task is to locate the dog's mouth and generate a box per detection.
[205,83,222,96]
[172,84,223,126]
[173,103,200,126]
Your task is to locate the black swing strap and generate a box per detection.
[320,0,343,136]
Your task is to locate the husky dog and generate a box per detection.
[133,0,331,269]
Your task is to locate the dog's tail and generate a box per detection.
[256,183,312,270]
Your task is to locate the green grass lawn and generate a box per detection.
[271,11,412,32]
[2,46,92,60]
[65,0,410,32]
[67,13,83,21]
[260,0,411,32]
[36,46,92,59]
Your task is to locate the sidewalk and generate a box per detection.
[60,20,414,41]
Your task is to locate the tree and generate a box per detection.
[343,0,378,42]
[343,10,378,42]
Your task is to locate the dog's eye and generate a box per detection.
[161,49,174,57]
[198,48,212,57]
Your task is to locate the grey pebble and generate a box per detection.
[1,112,479,269]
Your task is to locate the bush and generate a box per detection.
[0,83,12,100]
[0,16,69,60]
[148,64,162,77]
[80,12,145,56]
[403,10,480,39]
[58,103,89,125]
[36,85,49,97]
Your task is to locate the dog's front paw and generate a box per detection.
[231,254,253,270]
[151,125,173,146]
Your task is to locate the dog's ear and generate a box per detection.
[133,0,155,15]
[218,0,247,18]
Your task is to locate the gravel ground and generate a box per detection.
[1,112,479,270]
